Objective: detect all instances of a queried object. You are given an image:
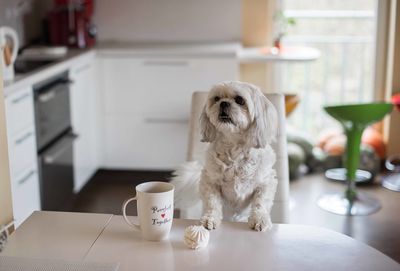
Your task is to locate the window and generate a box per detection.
[279,0,378,134]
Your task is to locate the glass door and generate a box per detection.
[278,0,379,135]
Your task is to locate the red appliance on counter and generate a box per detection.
[48,0,96,48]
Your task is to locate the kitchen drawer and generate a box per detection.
[99,57,238,118]
[10,164,41,228]
[8,125,37,179]
[103,115,188,169]
[5,86,35,136]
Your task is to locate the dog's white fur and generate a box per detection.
[173,81,278,231]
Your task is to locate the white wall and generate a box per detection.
[94,0,242,42]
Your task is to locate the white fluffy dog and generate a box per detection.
[172,81,278,231]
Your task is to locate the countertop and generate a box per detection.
[3,49,96,97]
[3,42,320,97]
[96,41,241,58]
[3,42,242,97]
[2,211,399,271]
[239,46,321,62]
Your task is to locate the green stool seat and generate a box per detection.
[318,102,393,215]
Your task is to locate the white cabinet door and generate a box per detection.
[10,164,41,228]
[70,59,100,192]
[103,115,188,169]
[101,57,238,118]
[99,56,238,169]
[7,125,37,179]
[5,87,35,136]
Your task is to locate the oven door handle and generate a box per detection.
[37,80,73,103]
[38,90,56,103]
[43,133,78,164]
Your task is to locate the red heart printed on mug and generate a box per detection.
[161,213,165,218]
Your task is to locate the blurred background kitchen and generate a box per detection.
[0,0,400,263]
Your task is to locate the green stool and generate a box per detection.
[318,103,393,215]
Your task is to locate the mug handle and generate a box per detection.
[122,197,141,231]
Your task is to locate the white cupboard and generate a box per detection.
[4,86,41,227]
[10,164,41,227]
[98,56,238,169]
[70,57,100,193]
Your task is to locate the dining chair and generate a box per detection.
[178,91,290,223]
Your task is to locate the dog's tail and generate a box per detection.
[170,161,203,210]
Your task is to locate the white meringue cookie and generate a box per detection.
[184,225,210,249]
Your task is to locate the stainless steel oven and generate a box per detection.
[34,72,77,211]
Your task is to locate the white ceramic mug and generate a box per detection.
[122,182,174,241]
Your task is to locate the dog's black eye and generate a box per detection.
[214,96,220,102]
[235,96,245,105]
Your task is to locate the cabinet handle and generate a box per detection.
[18,170,35,185]
[145,118,188,124]
[11,93,31,104]
[73,64,91,74]
[15,132,33,145]
[142,60,189,67]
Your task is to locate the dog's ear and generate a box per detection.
[247,86,278,148]
[200,105,216,142]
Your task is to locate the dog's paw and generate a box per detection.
[200,214,221,230]
[248,213,272,232]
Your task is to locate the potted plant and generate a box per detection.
[273,10,296,50]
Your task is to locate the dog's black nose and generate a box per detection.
[220,101,230,109]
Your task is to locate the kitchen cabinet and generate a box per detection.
[5,88,35,136]
[103,115,188,169]
[4,86,41,227]
[98,56,238,169]
[7,125,37,179]
[70,57,100,193]
[10,164,41,227]
[3,46,240,204]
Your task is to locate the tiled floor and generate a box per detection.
[73,169,400,263]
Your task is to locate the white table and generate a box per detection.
[238,46,320,63]
[2,211,399,271]
[238,46,320,92]
[1,212,113,261]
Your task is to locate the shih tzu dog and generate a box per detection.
[172,81,278,231]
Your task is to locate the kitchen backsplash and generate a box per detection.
[94,0,241,43]
[0,0,242,47]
